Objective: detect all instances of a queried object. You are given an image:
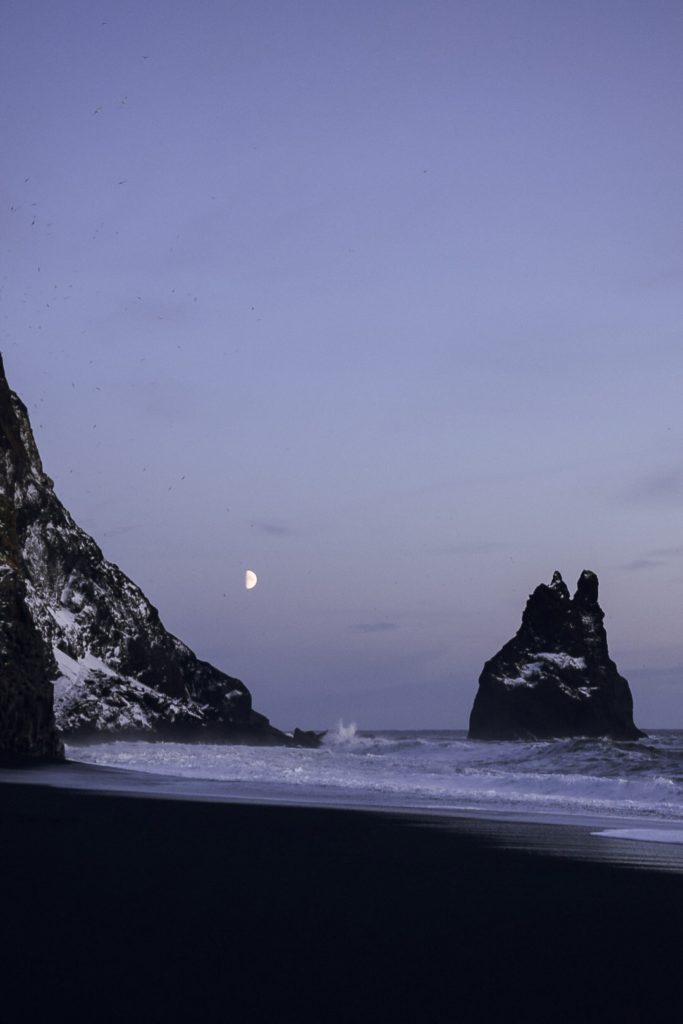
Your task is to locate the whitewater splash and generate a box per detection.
[65,729,683,830]
[327,720,360,745]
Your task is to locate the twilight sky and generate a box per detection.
[2,0,683,729]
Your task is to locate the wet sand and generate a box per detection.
[1,777,682,1022]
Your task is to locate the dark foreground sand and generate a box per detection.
[1,778,682,1023]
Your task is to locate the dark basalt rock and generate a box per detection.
[0,565,64,760]
[468,570,644,741]
[0,354,319,748]
[0,364,63,759]
[291,727,326,749]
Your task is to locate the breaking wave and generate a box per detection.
[67,728,683,828]
[324,720,361,746]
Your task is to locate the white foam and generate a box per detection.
[323,720,364,746]
[64,729,683,828]
[592,828,683,845]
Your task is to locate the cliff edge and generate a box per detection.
[0,354,318,749]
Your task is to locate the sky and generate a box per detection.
[2,0,683,730]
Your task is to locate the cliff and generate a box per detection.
[0,354,318,749]
[0,360,63,758]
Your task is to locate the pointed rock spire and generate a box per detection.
[549,570,570,597]
[574,569,599,606]
[468,570,643,741]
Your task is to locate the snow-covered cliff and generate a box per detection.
[0,354,317,747]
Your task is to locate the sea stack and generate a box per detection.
[0,354,319,748]
[468,570,643,741]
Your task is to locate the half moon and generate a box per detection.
[245,569,258,590]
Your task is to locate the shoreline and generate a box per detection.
[3,756,683,874]
[2,771,683,1020]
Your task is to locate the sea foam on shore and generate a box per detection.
[57,726,683,832]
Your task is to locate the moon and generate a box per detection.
[245,569,258,590]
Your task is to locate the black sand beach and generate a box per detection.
[1,777,682,1023]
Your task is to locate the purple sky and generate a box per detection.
[2,0,683,729]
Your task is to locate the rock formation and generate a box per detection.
[0,354,320,749]
[1,363,63,758]
[0,546,63,760]
[468,570,644,740]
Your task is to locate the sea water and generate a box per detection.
[65,724,683,839]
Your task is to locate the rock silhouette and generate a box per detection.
[468,570,643,740]
[1,361,63,758]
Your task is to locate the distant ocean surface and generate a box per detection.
[66,725,683,840]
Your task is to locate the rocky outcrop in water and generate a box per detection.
[0,354,320,748]
[468,570,643,741]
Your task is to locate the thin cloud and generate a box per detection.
[435,541,508,556]
[620,559,664,571]
[100,524,142,538]
[619,547,683,571]
[624,467,683,505]
[348,622,399,633]
[251,521,295,537]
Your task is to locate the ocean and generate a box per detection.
[5,723,683,1017]
[63,724,683,844]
